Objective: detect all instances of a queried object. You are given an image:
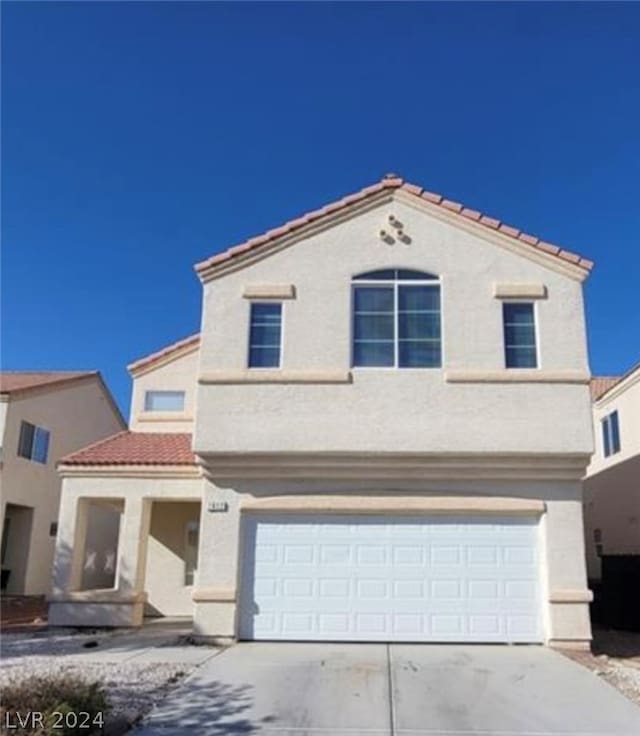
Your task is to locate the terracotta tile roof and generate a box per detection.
[195,174,594,276]
[60,432,196,466]
[0,371,97,394]
[590,376,621,401]
[128,334,200,375]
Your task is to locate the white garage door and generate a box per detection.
[239,514,544,643]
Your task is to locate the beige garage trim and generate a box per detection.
[192,587,236,602]
[241,495,546,515]
[549,589,594,603]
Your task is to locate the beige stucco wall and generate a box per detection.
[584,368,640,579]
[129,349,199,433]
[145,500,201,616]
[49,474,204,626]
[194,196,592,456]
[0,379,124,594]
[192,477,591,646]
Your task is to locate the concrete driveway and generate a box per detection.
[137,643,640,736]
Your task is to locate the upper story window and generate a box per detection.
[352,269,441,368]
[503,303,538,368]
[144,390,185,412]
[17,421,50,464]
[602,410,621,457]
[248,302,282,368]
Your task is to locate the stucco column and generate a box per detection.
[192,481,240,640]
[116,496,151,595]
[51,492,89,594]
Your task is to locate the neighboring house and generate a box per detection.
[50,174,596,649]
[584,364,640,582]
[0,372,125,595]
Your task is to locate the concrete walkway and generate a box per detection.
[136,642,640,736]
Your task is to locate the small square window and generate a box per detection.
[144,391,186,412]
[49,522,58,537]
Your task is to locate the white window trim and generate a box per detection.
[601,410,621,458]
[143,390,186,413]
[351,275,443,370]
[247,300,284,370]
[502,299,541,370]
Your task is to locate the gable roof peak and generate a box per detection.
[195,175,594,280]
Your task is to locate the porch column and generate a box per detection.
[116,496,152,595]
[51,493,89,595]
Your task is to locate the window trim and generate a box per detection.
[143,390,186,413]
[351,270,443,370]
[247,300,284,370]
[502,300,540,369]
[601,410,621,458]
[17,420,50,464]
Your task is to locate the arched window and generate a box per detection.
[352,269,441,368]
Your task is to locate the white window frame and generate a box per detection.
[601,410,621,458]
[351,272,442,370]
[502,300,540,370]
[247,300,284,370]
[143,390,186,412]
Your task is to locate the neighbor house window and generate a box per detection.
[248,302,282,368]
[144,390,185,412]
[601,410,621,457]
[17,421,50,464]
[503,303,538,368]
[184,520,199,586]
[352,269,441,368]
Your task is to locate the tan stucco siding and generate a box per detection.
[129,349,199,433]
[195,199,591,457]
[0,380,124,594]
[145,500,201,616]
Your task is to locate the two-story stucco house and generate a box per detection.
[584,364,640,582]
[0,372,125,594]
[50,174,596,649]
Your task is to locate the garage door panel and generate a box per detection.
[240,514,543,642]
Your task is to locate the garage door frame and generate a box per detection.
[238,511,545,643]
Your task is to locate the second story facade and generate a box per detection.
[196,176,593,462]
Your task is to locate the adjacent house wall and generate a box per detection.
[0,379,124,594]
[584,367,640,580]
[129,349,199,433]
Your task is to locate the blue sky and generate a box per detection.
[3,2,639,414]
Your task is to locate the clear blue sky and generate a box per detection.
[3,2,639,415]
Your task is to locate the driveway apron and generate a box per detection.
[136,642,640,736]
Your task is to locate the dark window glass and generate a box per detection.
[503,303,537,368]
[611,411,621,453]
[352,278,441,368]
[32,428,50,464]
[602,410,621,457]
[17,421,35,459]
[249,303,282,368]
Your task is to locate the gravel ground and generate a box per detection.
[562,628,640,708]
[0,628,198,722]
